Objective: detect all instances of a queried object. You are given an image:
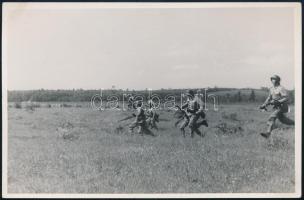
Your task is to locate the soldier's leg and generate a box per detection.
[151,119,156,129]
[150,119,157,130]
[138,123,144,135]
[144,126,155,136]
[153,120,158,130]
[129,121,139,133]
[179,117,189,137]
[141,122,155,136]
[200,111,206,119]
[261,109,280,138]
[146,118,152,128]
[194,128,203,137]
[175,118,184,127]
[278,112,295,126]
[267,110,280,133]
[195,111,208,128]
[189,115,199,138]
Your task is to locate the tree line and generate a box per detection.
[7,88,295,104]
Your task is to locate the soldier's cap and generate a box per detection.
[270,75,281,82]
[186,90,195,98]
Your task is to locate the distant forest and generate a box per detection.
[7,87,295,104]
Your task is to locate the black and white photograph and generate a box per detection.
[1,2,302,198]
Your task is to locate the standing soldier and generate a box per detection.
[129,101,154,136]
[259,75,295,138]
[179,90,208,137]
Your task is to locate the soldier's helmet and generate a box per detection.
[270,75,281,82]
[186,90,195,98]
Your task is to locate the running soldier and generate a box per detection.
[259,75,295,138]
[129,101,154,136]
[179,90,208,137]
[146,97,159,130]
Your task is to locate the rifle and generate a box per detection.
[173,105,189,119]
[259,100,282,111]
[259,104,269,111]
[118,113,136,122]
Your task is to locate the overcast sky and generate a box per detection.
[3,4,297,90]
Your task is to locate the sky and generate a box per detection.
[3,3,298,90]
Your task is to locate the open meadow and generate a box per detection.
[7,103,295,193]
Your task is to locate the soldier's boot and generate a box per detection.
[260,120,274,139]
[260,132,271,138]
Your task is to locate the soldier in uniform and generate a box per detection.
[260,75,295,138]
[127,94,135,109]
[129,101,154,136]
[195,89,207,121]
[179,90,208,137]
[146,97,159,130]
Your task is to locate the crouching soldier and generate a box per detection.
[129,101,154,136]
[179,90,208,137]
[260,75,295,138]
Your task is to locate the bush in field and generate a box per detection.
[61,103,72,108]
[32,103,41,108]
[25,104,35,111]
[14,102,22,109]
[46,104,52,108]
[24,102,40,111]
[25,103,36,111]
[249,90,256,102]
[222,112,239,121]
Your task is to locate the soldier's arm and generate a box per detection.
[152,110,156,119]
[181,102,188,109]
[277,87,289,103]
[263,92,272,106]
[197,107,204,115]
[135,108,141,121]
[195,102,204,114]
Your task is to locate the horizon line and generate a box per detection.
[6,86,294,92]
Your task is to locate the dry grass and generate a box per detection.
[7,103,295,193]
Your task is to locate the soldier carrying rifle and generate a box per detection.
[128,101,154,136]
[259,75,295,138]
[179,90,208,137]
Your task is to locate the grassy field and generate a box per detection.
[7,103,295,193]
